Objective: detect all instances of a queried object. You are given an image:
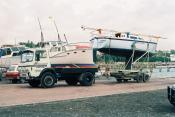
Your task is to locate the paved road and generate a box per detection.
[0,78,175,107]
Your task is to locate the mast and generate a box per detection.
[49,17,61,42]
[37,17,44,47]
[53,20,61,42]
[64,34,68,44]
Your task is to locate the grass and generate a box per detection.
[0,89,175,117]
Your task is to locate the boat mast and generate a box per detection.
[64,34,68,44]
[49,17,61,42]
[37,17,44,47]
[53,20,61,42]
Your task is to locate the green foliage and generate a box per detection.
[95,50,171,63]
[96,54,125,63]
[170,50,175,54]
[19,40,39,48]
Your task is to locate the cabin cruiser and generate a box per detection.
[20,42,93,67]
[0,46,26,67]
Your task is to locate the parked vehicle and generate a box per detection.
[5,65,26,83]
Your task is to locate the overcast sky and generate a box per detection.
[0,0,174,50]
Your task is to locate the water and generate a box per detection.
[151,68,175,78]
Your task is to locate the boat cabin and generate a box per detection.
[0,46,26,58]
[115,32,143,40]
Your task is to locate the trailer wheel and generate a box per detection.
[136,75,143,83]
[65,79,78,86]
[79,72,94,86]
[143,74,150,82]
[41,72,56,88]
[28,80,40,87]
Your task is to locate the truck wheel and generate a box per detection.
[79,72,95,86]
[65,79,78,86]
[28,80,40,87]
[41,72,56,88]
[143,74,150,82]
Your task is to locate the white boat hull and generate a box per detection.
[0,56,21,67]
[91,37,157,56]
[50,48,95,67]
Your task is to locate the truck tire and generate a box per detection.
[79,72,94,86]
[41,72,56,88]
[65,79,78,86]
[28,80,40,87]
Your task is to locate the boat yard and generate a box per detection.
[0,0,175,116]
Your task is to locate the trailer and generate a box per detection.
[110,69,151,83]
[95,39,153,83]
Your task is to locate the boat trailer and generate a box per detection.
[97,42,153,83]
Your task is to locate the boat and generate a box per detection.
[50,43,93,65]
[0,45,26,67]
[90,32,158,57]
[20,42,94,68]
[81,26,163,57]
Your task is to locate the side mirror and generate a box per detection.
[36,54,40,61]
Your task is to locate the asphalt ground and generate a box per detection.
[0,78,175,107]
[0,89,174,117]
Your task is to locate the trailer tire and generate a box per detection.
[143,74,150,82]
[65,79,78,86]
[136,75,143,83]
[79,72,94,86]
[28,80,40,87]
[41,72,56,88]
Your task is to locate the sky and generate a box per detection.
[0,0,174,50]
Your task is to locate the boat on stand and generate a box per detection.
[82,26,165,69]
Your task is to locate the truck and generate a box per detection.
[18,47,98,88]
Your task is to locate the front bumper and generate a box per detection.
[167,85,175,106]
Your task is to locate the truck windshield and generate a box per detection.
[21,52,34,62]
